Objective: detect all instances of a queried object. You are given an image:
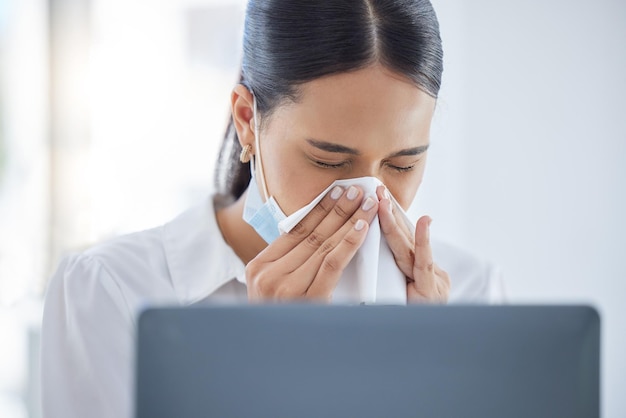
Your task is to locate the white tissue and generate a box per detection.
[278,177,414,305]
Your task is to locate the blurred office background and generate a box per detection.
[0,0,624,416]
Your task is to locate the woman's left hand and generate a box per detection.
[376,186,450,303]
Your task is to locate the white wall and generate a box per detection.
[419,1,626,416]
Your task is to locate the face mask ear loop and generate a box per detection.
[252,93,270,201]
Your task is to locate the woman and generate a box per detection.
[41,1,504,417]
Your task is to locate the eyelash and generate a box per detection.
[314,160,348,169]
[313,160,415,173]
[390,164,416,173]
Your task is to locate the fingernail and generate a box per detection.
[347,186,359,200]
[388,200,394,214]
[362,197,375,211]
[355,219,366,231]
[330,186,343,200]
[384,188,391,200]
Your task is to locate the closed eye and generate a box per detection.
[313,160,349,169]
[388,164,416,172]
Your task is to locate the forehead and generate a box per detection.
[269,65,436,150]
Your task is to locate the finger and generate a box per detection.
[434,265,451,302]
[377,187,415,278]
[282,186,368,270]
[293,197,378,299]
[304,219,370,300]
[377,185,414,238]
[282,191,379,294]
[407,265,445,304]
[257,185,346,261]
[411,215,436,296]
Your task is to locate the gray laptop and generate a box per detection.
[135,305,599,418]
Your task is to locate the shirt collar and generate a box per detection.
[162,196,245,305]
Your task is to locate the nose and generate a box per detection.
[350,163,384,184]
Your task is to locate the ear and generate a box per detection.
[231,84,256,153]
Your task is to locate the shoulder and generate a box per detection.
[40,197,242,417]
[82,225,170,295]
[45,196,245,314]
[41,240,155,417]
[432,240,505,304]
[45,225,168,328]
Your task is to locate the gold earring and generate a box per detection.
[239,144,252,163]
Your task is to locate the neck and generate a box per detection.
[215,190,269,265]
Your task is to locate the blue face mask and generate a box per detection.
[242,95,287,243]
[242,163,286,243]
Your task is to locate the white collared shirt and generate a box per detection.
[40,196,504,418]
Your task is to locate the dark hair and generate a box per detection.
[214,0,443,200]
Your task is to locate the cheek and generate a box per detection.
[386,168,425,211]
[260,146,329,215]
[388,183,420,210]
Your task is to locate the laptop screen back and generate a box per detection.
[135,305,599,418]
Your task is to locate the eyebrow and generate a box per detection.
[388,144,430,158]
[306,139,360,155]
[306,138,430,158]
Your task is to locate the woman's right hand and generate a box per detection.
[245,185,379,302]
